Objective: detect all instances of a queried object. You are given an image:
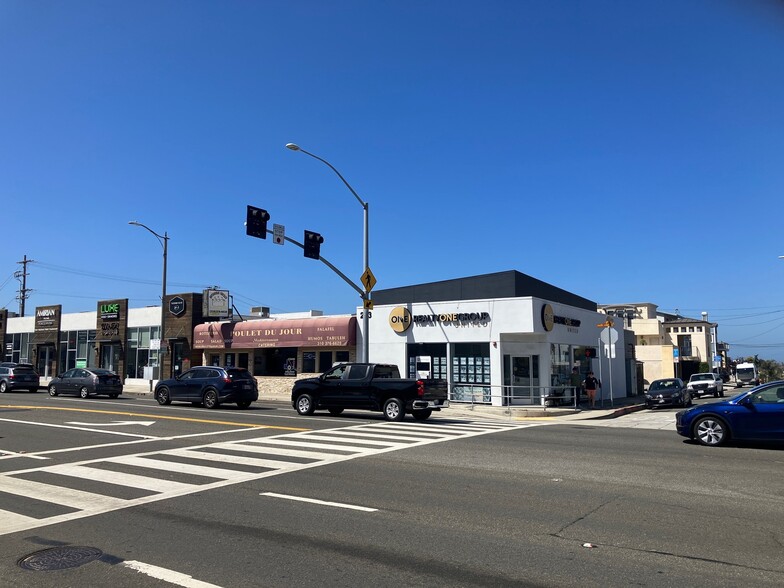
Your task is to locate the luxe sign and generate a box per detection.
[100,303,120,320]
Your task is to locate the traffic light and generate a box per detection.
[584,348,597,358]
[303,230,323,259]
[246,206,270,239]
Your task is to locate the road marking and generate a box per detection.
[0,417,158,439]
[260,492,378,512]
[121,560,222,588]
[0,420,538,536]
[0,405,307,430]
[65,420,156,427]
[0,449,48,460]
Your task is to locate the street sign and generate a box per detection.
[361,268,377,292]
[363,299,374,310]
[273,224,285,245]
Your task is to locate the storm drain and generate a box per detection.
[18,546,103,571]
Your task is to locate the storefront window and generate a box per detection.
[550,343,572,390]
[126,326,160,379]
[59,330,96,371]
[451,343,491,403]
[4,332,34,364]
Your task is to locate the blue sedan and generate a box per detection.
[676,381,784,446]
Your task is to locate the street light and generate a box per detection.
[286,143,370,362]
[129,221,169,378]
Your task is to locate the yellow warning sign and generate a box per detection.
[361,268,377,293]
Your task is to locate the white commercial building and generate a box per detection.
[364,271,631,407]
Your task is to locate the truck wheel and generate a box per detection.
[328,407,344,416]
[412,409,432,421]
[383,398,405,422]
[295,394,316,415]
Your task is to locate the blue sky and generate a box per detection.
[2,1,784,360]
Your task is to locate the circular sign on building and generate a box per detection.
[541,303,554,332]
[169,296,186,317]
[389,306,412,333]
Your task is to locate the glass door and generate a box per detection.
[37,345,55,378]
[504,355,539,405]
[101,344,121,373]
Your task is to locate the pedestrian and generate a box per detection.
[584,371,601,409]
[569,367,582,407]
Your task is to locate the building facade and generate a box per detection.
[366,271,632,406]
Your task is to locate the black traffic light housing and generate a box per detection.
[246,206,270,239]
[303,230,324,259]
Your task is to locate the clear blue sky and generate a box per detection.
[2,1,784,361]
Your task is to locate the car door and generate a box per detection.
[168,369,196,401]
[60,369,78,395]
[318,364,349,406]
[734,386,784,441]
[341,364,372,407]
[184,368,212,401]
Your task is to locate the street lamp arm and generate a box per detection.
[285,144,367,210]
[274,230,364,298]
[129,221,167,248]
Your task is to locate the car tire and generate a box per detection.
[328,407,344,416]
[203,389,219,409]
[694,416,728,447]
[685,395,693,407]
[156,387,171,405]
[110,394,119,399]
[0,381,7,393]
[383,398,405,422]
[48,384,58,397]
[237,400,252,409]
[412,409,432,421]
[79,386,89,399]
[295,394,316,415]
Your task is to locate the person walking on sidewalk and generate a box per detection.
[584,371,601,409]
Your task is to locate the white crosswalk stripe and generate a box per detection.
[0,420,539,536]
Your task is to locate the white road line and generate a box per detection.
[166,449,307,470]
[216,442,335,460]
[291,433,401,447]
[0,475,127,511]
[0,508,39,529]
[260,492,378,512]
[46,464,196,493]
[250,438,369,451]
[0,417,158,439]
[111,455,247,480]
[121,560,223,588]
[0,450,48,461]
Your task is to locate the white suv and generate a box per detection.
[686,373,725,398]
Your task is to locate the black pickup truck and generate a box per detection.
[291,363,449,421]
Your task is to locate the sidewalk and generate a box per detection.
[120,381,646,422]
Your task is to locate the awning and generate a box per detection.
[193,316,357,350]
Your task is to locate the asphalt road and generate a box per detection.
[1,392,782,587]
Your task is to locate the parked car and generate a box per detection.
[291,363,449,421]
[0,363,40,393]
[48,368,123,398]
[676,381,784,446]
[687,373,724,398]
[645,378,690,409]
[154,366,258,409]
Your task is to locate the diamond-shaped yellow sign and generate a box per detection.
[361,268,377,293]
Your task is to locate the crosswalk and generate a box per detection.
[0,420,538,537]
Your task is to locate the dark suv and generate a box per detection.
[0,363,41,393]
[154,366,258,409]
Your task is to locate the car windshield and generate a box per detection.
[690,374,713,382]
[650,381,677,391]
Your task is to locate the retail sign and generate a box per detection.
[35,305,61,333]
[541,303,581,332]
[100,303,120,320]
[169,296,186,317]
[389,307,412,333]
[413,312,490,325]
[204,289,230,318]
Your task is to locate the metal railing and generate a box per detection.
[448,383,581,410]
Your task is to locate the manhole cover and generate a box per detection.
[18,546,103,571]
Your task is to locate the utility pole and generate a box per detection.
[14,255,34,316]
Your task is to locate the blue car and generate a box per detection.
[676,381,784,447]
